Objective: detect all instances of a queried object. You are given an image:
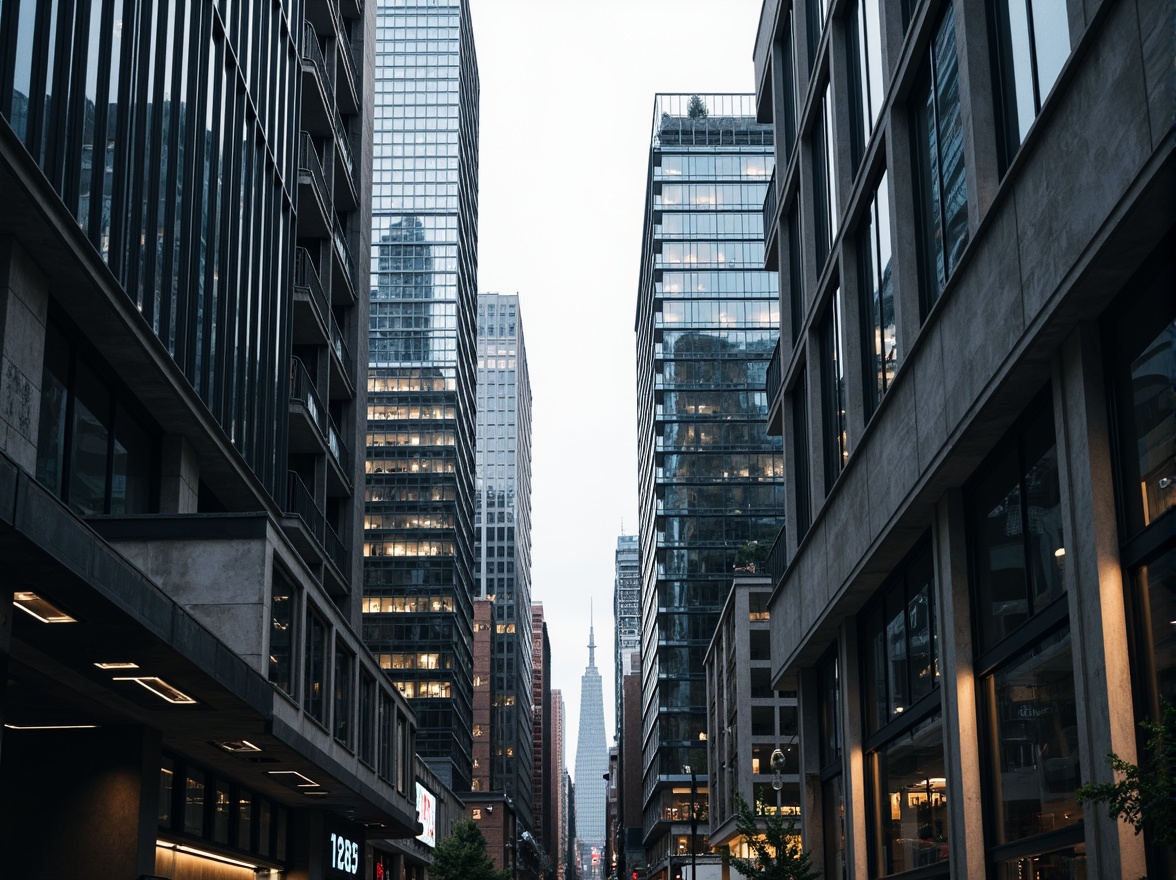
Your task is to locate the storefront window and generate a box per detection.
[213,781,231,844]
[184,770,205,836]
[985,625,1082,845]
[823,774,846,880]
[870,714,948,875]
[158,757,174,825]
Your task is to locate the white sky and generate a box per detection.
[467,0,766,778]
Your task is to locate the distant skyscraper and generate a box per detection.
[634,94,783,876]
[532,604,553,859]
[475,292,534,826]
[574,616,608,880]
[363,0,481,791]
[551,688,567,880]
[612,533,640,738]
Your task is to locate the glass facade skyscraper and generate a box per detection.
[613,533,640,739]
[475,292,534,827]
[364,0,479,791]
[574,620,608,880]
[634,94,784,874]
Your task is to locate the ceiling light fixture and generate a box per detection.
[214,740,262,753]
[112,676,196,704]
[94,662,140,670]
[156,840,259,869]
[13,592,76,623]
[267,769,319,787]
[4,723,98,730]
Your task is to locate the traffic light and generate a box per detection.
[631,872,638,880]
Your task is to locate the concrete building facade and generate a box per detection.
[533,603,555,864]
[614,532,640,741]
[753,0,1173,878]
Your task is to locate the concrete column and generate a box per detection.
[160,433,200,513]
[839,620,869,880]
[1052,323,1146,879]
[0,236,49,474]
[933,490,986,880]
[0,589,10,761]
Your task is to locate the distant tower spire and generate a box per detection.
[588,601,596,668]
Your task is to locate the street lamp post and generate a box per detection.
[681,764,697,880]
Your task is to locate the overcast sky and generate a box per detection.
[467,0,765,776]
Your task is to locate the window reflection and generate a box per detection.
[871,714,949,876]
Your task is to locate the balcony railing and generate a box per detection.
[332,218,355,289]
[302,22,333,92]
[325,523,350,578]
[327,415,351,475]
[766,336,783,409]
[333,106,358,196]
[290,357,326,434]
[329,313,354,382]
[286,470,325,541]
[294,247,328,325]
[767,524,788,590]
[763,166,778,242]
[299,132,330,213]
[335,25,359,102]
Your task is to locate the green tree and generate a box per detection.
[687,95,708,119]
[724,792,819,880]
[432,819,512,880]
[1077,702,1176,848]
[735,541,771,572]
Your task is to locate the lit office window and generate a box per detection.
[305,608,327,723]
[268,572,295,695]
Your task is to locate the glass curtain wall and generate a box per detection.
[635,94,785,871]
[364,0,479,791]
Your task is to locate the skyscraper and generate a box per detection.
[634,94,783,877]
[574,617,608,880]
[0,0,423,873]
[475,292,534,826]
[532,603,554,860]
[363,0,480,791]
[612,533,639,739]
[551,687,567,880]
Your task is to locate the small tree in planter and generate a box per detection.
[724,792,819,880]
[432,819,512,880]
[735,541,770,573]
[687,95,708,119]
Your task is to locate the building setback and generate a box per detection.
[363,0,480,792]
[475,291,534,829]
[634,93,784,879]
[0,0,426,875]
[753,1,1173,878]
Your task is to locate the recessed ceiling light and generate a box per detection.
[214,740,261,753]
[303,790,329,797]
[94,662,140,670]
[156,840,258,869]
[112,676,196,704]
[267,769,319,787]
[4,723,98,730]
[13,592,76,623]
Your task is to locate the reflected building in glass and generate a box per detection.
[633,94,784,877]
[364,0,480,792]
[474,292,534,828]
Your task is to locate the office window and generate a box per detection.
[791,367,812,537]
[911,4,968,316]
[813,84,838,272]
[36,321,156,515]
[806,0,830,73]
[849,0,885,167]
[359,672,376,765]
[969,399,1064,651]
[859,172,897,416]
[268,571,295,695]
[334,644,354,747]
[820,288,847,489]
[781,10,798,163]
[305,608,327,723]
[787,199,805,344]
[990,0,1071,171]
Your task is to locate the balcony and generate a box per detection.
[292,247,329,344]
[289,357,327,453]
[763,167,779,270]
[335,33,360,116]
[326,414,352,495]
[766,337,783,436]
[333,107,358,210]
[328,312,355,398]
[298,133,331,238]
[331,218,356,304]
[300,23,331,135]
[324,523,351,582]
